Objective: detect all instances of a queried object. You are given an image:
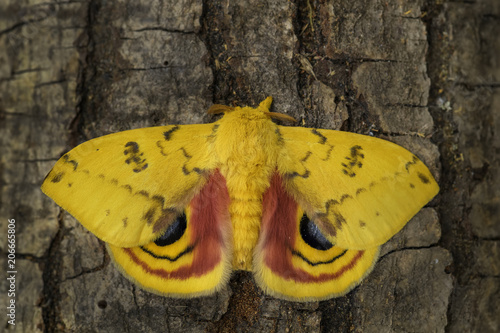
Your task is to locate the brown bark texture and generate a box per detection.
[0,0,498,332]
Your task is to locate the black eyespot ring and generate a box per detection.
[299,214,333,251]
[154,212,187,246]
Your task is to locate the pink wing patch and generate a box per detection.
[253,173,379,300]
[108,170,233,296]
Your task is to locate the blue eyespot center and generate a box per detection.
[154,212,187,246]
[300,214,333,251]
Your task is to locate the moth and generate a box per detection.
[41,97,438,301]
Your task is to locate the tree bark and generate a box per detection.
[0,0,498,332]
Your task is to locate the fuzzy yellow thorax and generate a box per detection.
[213,98,281,270]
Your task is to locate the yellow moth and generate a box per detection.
[41,97,438,301]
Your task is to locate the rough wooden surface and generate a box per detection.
[0,0,497,332]
[428,1,500,332]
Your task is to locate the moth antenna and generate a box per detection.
[207,104,235,115]
[259,96,273,110]
[259,96,296,122]
[264,112,297,123]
